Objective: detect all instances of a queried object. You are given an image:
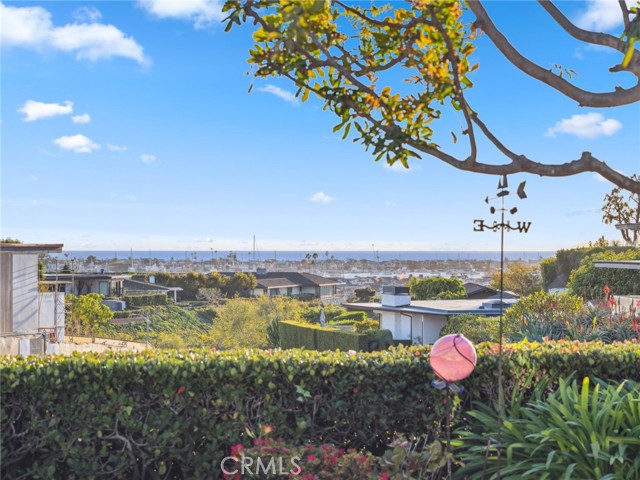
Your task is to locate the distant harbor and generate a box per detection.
[58,250,554,262]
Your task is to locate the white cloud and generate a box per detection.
[54,134,100,153]
[310,191,335,204]
[71,113,91,124]
[141,154,157,163]
[19,100,73,122]
[1,3,148,64]
[575,0,632,31]
[258,85,300,106]
[73,6,102,23]
[545,113,622,139]
[138,0,224,29]
[107,143,128,152]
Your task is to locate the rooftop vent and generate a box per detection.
[381,286,411,307]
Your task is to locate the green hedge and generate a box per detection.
[2,342,640,479]
[331,311,367,323]
[125,293,167,307]
[280,320,383,351]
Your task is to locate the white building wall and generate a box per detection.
[380,311,412,340]
[411,314,447,345]
[38,292,66,342]
[12,254,39,332]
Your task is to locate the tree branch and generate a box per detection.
[619,0,631,31]
[468,0,640,106]
[428,5,477,164]
[538,1,628,54]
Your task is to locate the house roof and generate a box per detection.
[255,271,342,287]
[463,282,519,299]
[221,271,342,289]
[124,279,183,292]
[343,298,519,317]
[0,243,63,253]
[593,260,640,270]
[256,278,299,289]
[44,273,131,281]
[463,282,496,296]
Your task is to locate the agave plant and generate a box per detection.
[454,377,640,479]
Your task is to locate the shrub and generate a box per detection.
[365,330,393,351]
[353,318,379,332]
[454,377,640,479]
[125,293,167,307]
[279,321,391,352]
[332,311,368,323]
[405,277,466,300]
[226,434,448,479]
[2,343,640,478]
[440,314,508,344]
[504,290,585,333]
[302,304,345,324]
[568,249,640,297]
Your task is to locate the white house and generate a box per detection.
[0,243,64,342]
[343,286,518,345]
[247,272,343,301]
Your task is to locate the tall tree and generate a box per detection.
[65,293,113,342]
[602,174,640,243]
[223,0,640,193]
[405,276,466,300]
[489,261,543,296]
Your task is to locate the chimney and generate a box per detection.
[381,286,411,307]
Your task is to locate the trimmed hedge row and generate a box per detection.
[279,320,388,351]
[331,311,368,323]
[124,293,167,307]
[2,342,640,479]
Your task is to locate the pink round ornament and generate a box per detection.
[429,334,477,382]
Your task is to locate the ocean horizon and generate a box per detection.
[57,250,555,262]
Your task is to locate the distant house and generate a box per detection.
[249,272,342,300]
[0,243,64,340]
[463,282,519,300]
[44,273,129,298]
[123,278,183,303]
[344,286,518,345]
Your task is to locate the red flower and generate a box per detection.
[230,444,244,458]
[360,455,368,463]
[176,386,186,395]
[379,473,390,480]
[604,284,610,295]
[306,454,316,462]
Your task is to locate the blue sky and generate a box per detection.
[1,0,638,252]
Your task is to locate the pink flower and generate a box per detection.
[379,473,390,480]
[306,454,316,462]
[230,444,244,458]
[360,455,368,463]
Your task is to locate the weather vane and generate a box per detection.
[474,175,531,233]
[473,173,530,478]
